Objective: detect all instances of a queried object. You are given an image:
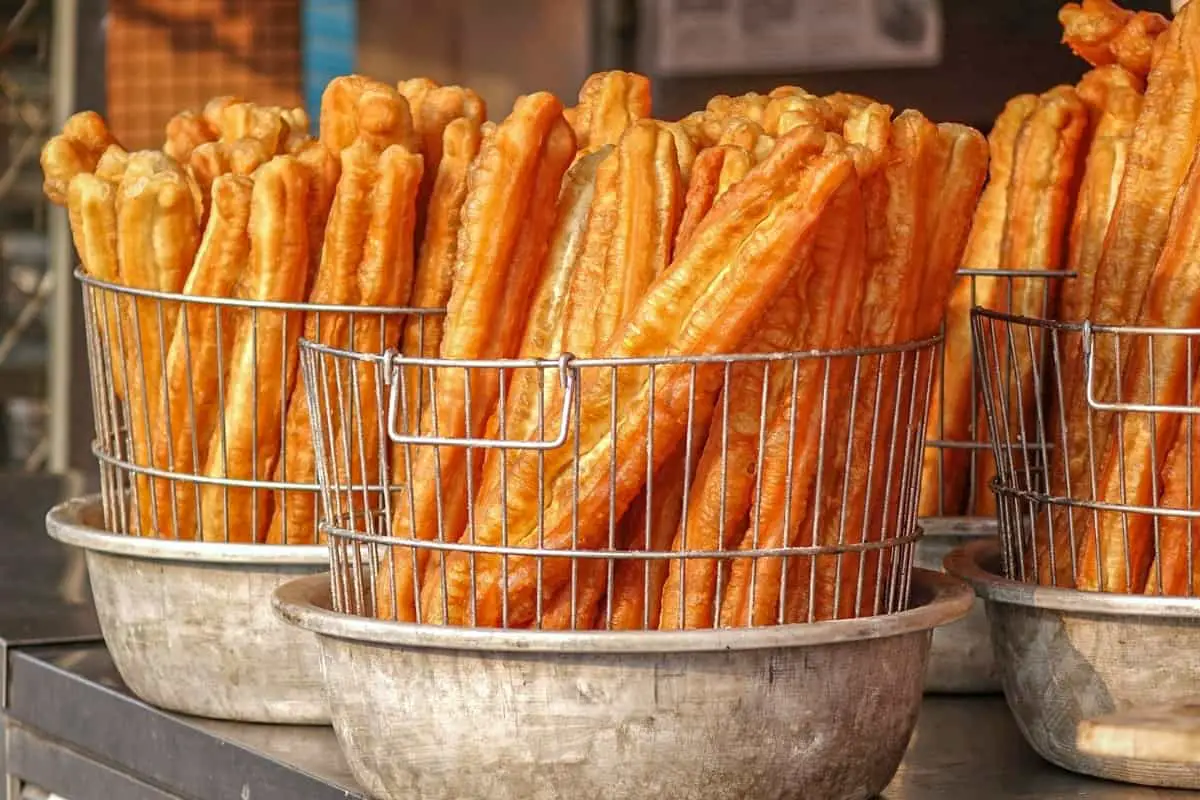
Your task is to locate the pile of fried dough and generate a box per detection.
[920,0,1200,597]
[43,69,989,629]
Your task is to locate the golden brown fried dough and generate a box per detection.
[918,95,1038,520]
[442,130,853,629]
[376,93,572,622]
[199,157,310,542]
[153,175,254,540]
[164,110,218,164]
[574,71,652,149]
[1080,148,1200,593]
[41,111,119,205]
[67,174,124,401]
[1060,0,1169,79]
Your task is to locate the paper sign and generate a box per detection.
[653,0,943,76]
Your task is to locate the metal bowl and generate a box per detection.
[273,567,972,800]
[45,494,329,724]
[916,517,1000,694]
[946,539,1200,789]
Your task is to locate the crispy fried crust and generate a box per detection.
[1148,368,1200,597]
[164,110,218,164]
[1059,7,1200,583]
[1080,145,1200,592]
[116,169,201,535]
[437,131,853,629]
[574,71,652,149]
[153,175,254,540]
[199,157,310,542]
[396,117,484,433]
[266,141,378,545]
[68,174,124,401]
[918,96,1039,519]
[973,86,1088,521]
[1060,0,1169,79]
[1038,67,1144,582]
[41,111,119,205]
[374,94,572,622]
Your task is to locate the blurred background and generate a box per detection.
[0,0,1173,503]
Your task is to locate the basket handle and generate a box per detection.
[383,351,578,449]
[1083,321,1200,415]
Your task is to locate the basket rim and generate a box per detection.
[76,267,446,316]
[971,306,1200,338]
[45,495,327,564]
[945,538,1200,618]
[269,566,973,653]
[299,332,945,369]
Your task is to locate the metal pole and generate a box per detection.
[46,0,78,481]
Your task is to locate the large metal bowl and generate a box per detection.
[45,495,329,724]
[273,567,972,800]
[915,517,1000,694]
[946,538,1200,789]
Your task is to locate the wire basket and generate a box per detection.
[919,267,1073,519]
[78,268,438,544]
[301,333,943,631]
[972,307,1200,597]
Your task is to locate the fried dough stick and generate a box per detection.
[320,75,418,156]
[66,175,125,405]
[447,148,608,630]
[743,112,933,628]
[1148,368,1200,597]
[1056,6,1200,576]
[41,111,119,205]
[437,131,853,629]
[572,71,652,149]
[116,169,201,536]
[395,118,484,434]
[1060,0,1169,80]
[1037,67,1144,585]
[673,145,753,254]
[164,110,219,164]
[151,176,254,540]
[974,87,1089,521]
[266,92,408,546]
[373,94,574,622]
[566,121,684,631]
[199,157,310,542]
[658,132,847,631]
[817,121,986,623]
[1079,150,1200,593]
[917,96,1039,519]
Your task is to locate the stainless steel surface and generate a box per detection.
[947,538,1200,789]
[43,494,329,724]
[304,333,940,629]
[78,268,440,542]
[6,641,1193,798]
[6,645,363,800]
[915,517,999,694]
[274,566,971,800]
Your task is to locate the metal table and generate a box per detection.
[3,486,1199,799]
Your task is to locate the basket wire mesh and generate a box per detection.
[973,307,1200,597]
[302,333,942,631]
[78,269,435,544]
[919,266,1073,519]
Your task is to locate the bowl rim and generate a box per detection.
[45,495,327,565]
[945,538,1200,619]
[270,567,974,654]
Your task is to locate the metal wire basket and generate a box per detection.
[972,307,1200,596]
[77,268,438,544]
[919,266,1072,519]
[301,332,942,630]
